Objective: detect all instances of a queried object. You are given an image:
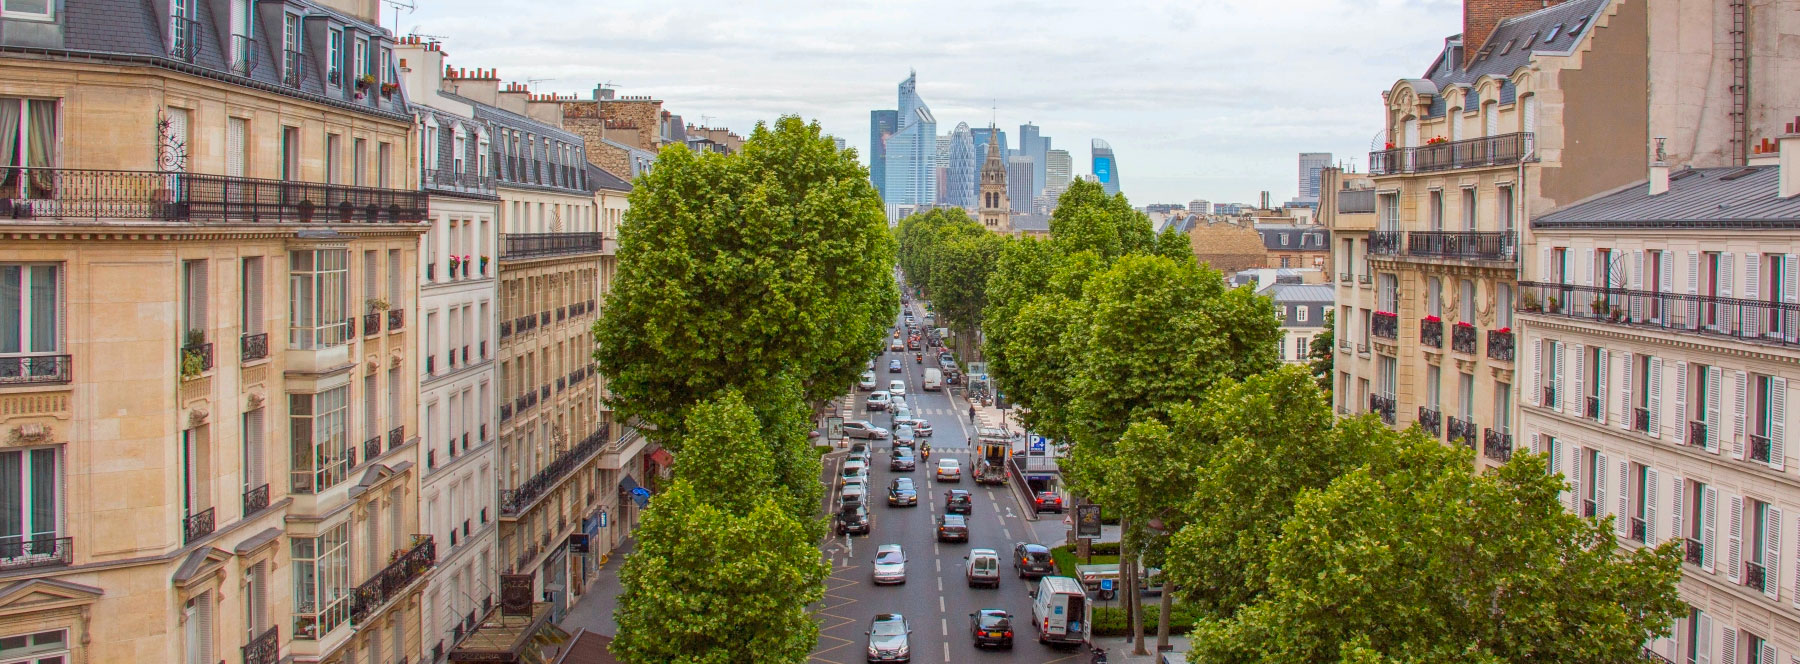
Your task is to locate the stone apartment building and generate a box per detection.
[559,90,665,178]
[1258,222,1330,270]
[0,2,435,664]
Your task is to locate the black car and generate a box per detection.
[1012,543,1056,578]
[836,505,871,536]
[936,514,969,543]
[945,489,973,515]
[888,359,903,373]
[889,450,916,472]
[969,610,1013,650]
[887,478,918,506]
[866,613,911,662]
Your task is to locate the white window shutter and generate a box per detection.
[1632,250,1646,321]
[1648,357,1664,438]
[1671,475,1685,546]
[1704,486,1719,573]
[1734,371,1749,459]
[1719,629,1736,664]
[1696,613,1713,664]
[1794,515,1800,608]
[1772,377,1788,472]
[1786,254,1799,343]
[1584,248,1596,286]
[1688,251,1702,293]
[1728,494,1744,584]
[1540,247,1552,282]
[1617,459,1630,538]
[1708,367,1724,454]
[1569,445,1584,514]
[1553,342,1566,412]
[1531,339,1543,407]
[1765,506,1782,600]
[1760,642,1775,664]
[1748,253,1762,299]
[1646,467,1659,543]
[1675,362,1690,445]
[1571,344,1585,416]
[1595,451,1609,524]
[1723,253,1736,297]
[1596,348,1609,425]
[1621,352,1635,431]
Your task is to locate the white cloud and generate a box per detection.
[399,0,1463,205]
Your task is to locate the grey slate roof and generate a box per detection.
[1534,166,1800,229]
[1260,283,1335,304]
[587,164,633,192]
[1420,0,1607,88]
[1012,213,1051,232]
[1256,225,1329,251]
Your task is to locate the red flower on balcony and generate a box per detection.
[1455,321,1475,328]
[1424,315,1441,322]
[1425,136,1449,145]
[1375,311,1396,317]
[1496,327,1511,334]
[1384,141,1396,150]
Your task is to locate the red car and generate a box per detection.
[1032,492,1064,513]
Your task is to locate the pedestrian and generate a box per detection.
[969,404,976,423]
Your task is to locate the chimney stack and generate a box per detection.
[1782,118,1800,199]
[1463,0,1565,65]
[1649,137,1670,196]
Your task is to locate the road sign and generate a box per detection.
[1100,579,1114,592]
[1028,435,1047,452]
[1076,504,1103,538]
[826,416,845,442]
[598,510,609,528]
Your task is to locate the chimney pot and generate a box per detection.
[1780,117,1799,198]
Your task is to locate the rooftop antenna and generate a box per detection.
[699,115,714,127]
[380,0,414,33]
[526,78,554,90]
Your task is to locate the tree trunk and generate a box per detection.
[1155,579,1173,652]
[1127,544,1147,655]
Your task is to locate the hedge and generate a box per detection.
[1090,602,1203,637]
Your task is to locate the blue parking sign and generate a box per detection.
[1100,579,1113,592]
[1028,435,1046,452]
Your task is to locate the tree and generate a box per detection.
[1188,436,1685,664]
[612,392,831,664]
[595,116,897,442]
[927,230,1004,358]
[1081,419,1199,654]
[1046,179,1154,262]
[1308,309,1335,393]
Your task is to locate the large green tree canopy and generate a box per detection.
[595,116,897,441]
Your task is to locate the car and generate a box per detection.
[836,504,870,536]
[872,544,907,584]
[839,460,868,487]
[936,514,969,542]
[892,416,933,437]
[888,380,907,398]
[843,420,890,440]
[936,458,962,482]
[887,478,918,506]
[892,403,912,421]
[889,450,916,472]
[865,613,911,662]
[904,315,916,326]
[887,358,903,373]
[969,609,1013,649]
[859,371,879,390]
[895,426,917,447]
[865,392,890,411]
[966,548,1001,588]
[840,483,867,509]
[945,489,973,515]
[1032,491,1065,513]
[1012,543,1056,578]
[889,339,904,352]
[906,338,920,350]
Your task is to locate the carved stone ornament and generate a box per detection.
[246,392,265,411]
[6,423,53,445]
[188,408,209,428]
[367,355,381,373]
[391,351,404,368]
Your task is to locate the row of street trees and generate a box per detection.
[596,117,898,663]
[945,179,1686,660]
[893,208,1004,359]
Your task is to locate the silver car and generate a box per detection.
[872,544,907,584]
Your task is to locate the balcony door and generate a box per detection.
[0,448,59,560]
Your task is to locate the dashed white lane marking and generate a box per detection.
[934,559,941,573]
[940,617,948,636]
[938,595,945,613]
[1003,527,1012,540]
[943,643,951,661]
[936,576,943,592]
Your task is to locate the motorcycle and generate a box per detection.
[1090,647,1107,664]
[915,353,923,363]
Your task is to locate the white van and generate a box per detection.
[1029,576,1089,646]
[965,548,1001,588]
[922,368,943,391]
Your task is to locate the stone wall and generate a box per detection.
[1189,220,1269,275]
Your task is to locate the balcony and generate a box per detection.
[1482,428,1513,463]
[500,232,605,261]
[1633,407,1651,433]
[1746,560,1769,594]
[1447,416,1477,449]
[1339,272,1352,283]
[0,168,428,224]
[1685,538,1705,566]
[183,507,216,544]
[363,435,382,463]
[181,342,214,374]
[350,535,436,626]
[0,537,70,571]
[241,333,268,362]
[1368,393,1396,425]
[169,16,201,62]
[423,168,496,197]
[388,308,404,331]
[1358,274,1373,286]
[499,320,513,338]
[1640,648,1676,664]
[1629,516,1647,544]
[1419,318,1443,348]
[1582,499,1598,518]
[229,35,259,75]
[282,49,303,87]
[0,355,71,385]
[1586,396,1602,421]
[1356,341,1370,355]
[242,626,278,664]
[499,425,610,518]
[1542,386,1559,411]
[242,483,270,516]
[1483,329,1514,362]
[1369,231,1402,256]
[1404,231,1517,262]
[1518,281,1800,348]
[363,312,382,336]
[1417,406,1441,437]
[1689,421,1708,447]
[1371,312,1398,341]
[1750,433,1772,463]
[1450,323,1477,354]
[1368,132,1534,175]
[500,403,513,422]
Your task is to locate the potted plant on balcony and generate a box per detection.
[297,199,315,223]
[356,74,375,90]
[1546,295,1560,313]
[367,298,389,314]
[1518,290,1541,313]
[380,81,399,98]
[1612,306,1627,323]
[448,255,461,274]
[479,255,490,275]
[180,329,206,380]
[1425,136,1449,145]
[1384,141,1396,150]
[1590,295,1608,317]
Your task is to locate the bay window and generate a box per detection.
[291,522,351,639]
[289,249,348,349]
[289,386,348,494]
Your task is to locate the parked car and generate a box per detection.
[1012,543,1057,578]
[1032,491,1065,513]
[889,449,916,472]
[966,548,1002,588]
[888,380,907,398]
[865,614,911,662]
[836,504,870,536]
[888,358,903,373]
[936,458,962,482]
[887,478,918,506]
[840,483,867,509]
[969,609,1013,649]
[859,371,879,390]
[945,489,973,514]
[843,420,890,440]
[865,392,890,411]
[936,514,969,543]
[872,544,907,584]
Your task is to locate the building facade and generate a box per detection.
[1007,156,1035,213]
[1044,149,1073,208]
[1259,223,1331,270]
[978,127,1010,233]
[1297,152,1332,203]
[1265,282,1333,365]
[1091,139,1120,196]
[945,123,978,212]
[882,72,936,211]
[869,110,899,201]
[0,3,434,664]
[1018,122,1049,200]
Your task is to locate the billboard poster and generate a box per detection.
[1094,156,1113,183]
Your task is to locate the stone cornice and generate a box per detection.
[0,226,427,242]
[1519,313,1800,367]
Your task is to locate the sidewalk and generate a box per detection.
[557,538,635,636]
[1090,635,1192,663]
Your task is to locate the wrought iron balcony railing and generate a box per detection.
[1640,647,1676,664]
[1485,329,1514,361]
[1450,324,1477,354]
[229,35,259,75]
[500,232,605,260]
[1746,560,1769,594]
[1633,407,1651,433]
[1368,393,1396,425]
[1369,231,1402,255]
[389,426,405,452]
[0,536,71,571]
[1483,428,1513,462]
[422,168,496,195]
[1629,516,1647,543]
[1750,433,1773,463]
[1685,538,1705,566]
[363,436,382,463]
[169,16,202,62]
[0,355,71,385]
[1582,498,1598,518]
[282,49,303,87]
[388,308,404,331]
[242,483,270,517]
[350,535,436,626]
[1586,395,1602,421]
[182,342,214,373]
[1371,312,1398,341]
[241,332,268,362]
[1419,318,1443,348]
[1417,406,1441,437]
[0,168,428,224]
[1689,420,1708,447]
[499,424,611,517]
[1404,231,1518,262]
[1518,281,1800,348]
[1447,416,1477,449]
[1542,386,1559,411]
[242,626,278,664]
[363,313,381,336]
[183,507,216,544]
[1368,132,1534,175]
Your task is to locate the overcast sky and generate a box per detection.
[397,0,1461,206]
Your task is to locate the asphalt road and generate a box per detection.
[812,314,1092,664]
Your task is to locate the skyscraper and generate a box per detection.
[1007,155,1035,213]
[1189,199,1211,215]
[1091,139,1120,196]
[946,122,978,211]
[971,127,1008,162]
[869,110,898,199]
[1044,149,1073,205]
[882,71,937,208]
[1296,152,1332,203]
[1018,123,1049,199]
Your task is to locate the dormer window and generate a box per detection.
[2,0,54,20]
[353,39,367,80]
[1498,39,1515,55]
[1545,25,1562,43]
[1522,32,1537,49]
[326,29,343,86]
[169,0,198,61]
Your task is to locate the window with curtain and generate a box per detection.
[2,0,54,19]
[1,264,60,360]
[0,98,58,199]
[291,522,352,639]
[0,447,60,560]
[0,629,69,664]
[288,249,347,349]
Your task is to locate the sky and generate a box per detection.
[395,0,1463,207]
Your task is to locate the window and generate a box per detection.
[281,127,299,181]
[1461,187,1476,231]
[2,0,53,20]
[241,409,265,505]
[292,522,352,639]
[325,134,341,184]
[1294,335,1306,360]
[169,0,196,60]
[1,264,61,361]
[1296,306,1308,323]
[289,386,349,494]
[227,117,248,177]
[1378,274,1397,312]
[1495,283,1513,328]
[0,629,68,664]
[327,29,343,86]
[1378,193,1399,232]
[1541,339,1562,409]
[1686,608,1711,664]
[1460,279,1476,323]
[0,98,60,199]
[353,138,367,186]
[289,249,348,349]
[1424,365,1441,409]
[1428,190,1443,231]
[1459,372,1474,418]
[353,39,367,79]
[377,142,391,188]
[0,447,59,562]
[1494,381,1512,433]
[183,591,214,664]
[182,259,207,343]
[1426,277,1441,316]
[228,0,252,72]
[1497,185,1514,231]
